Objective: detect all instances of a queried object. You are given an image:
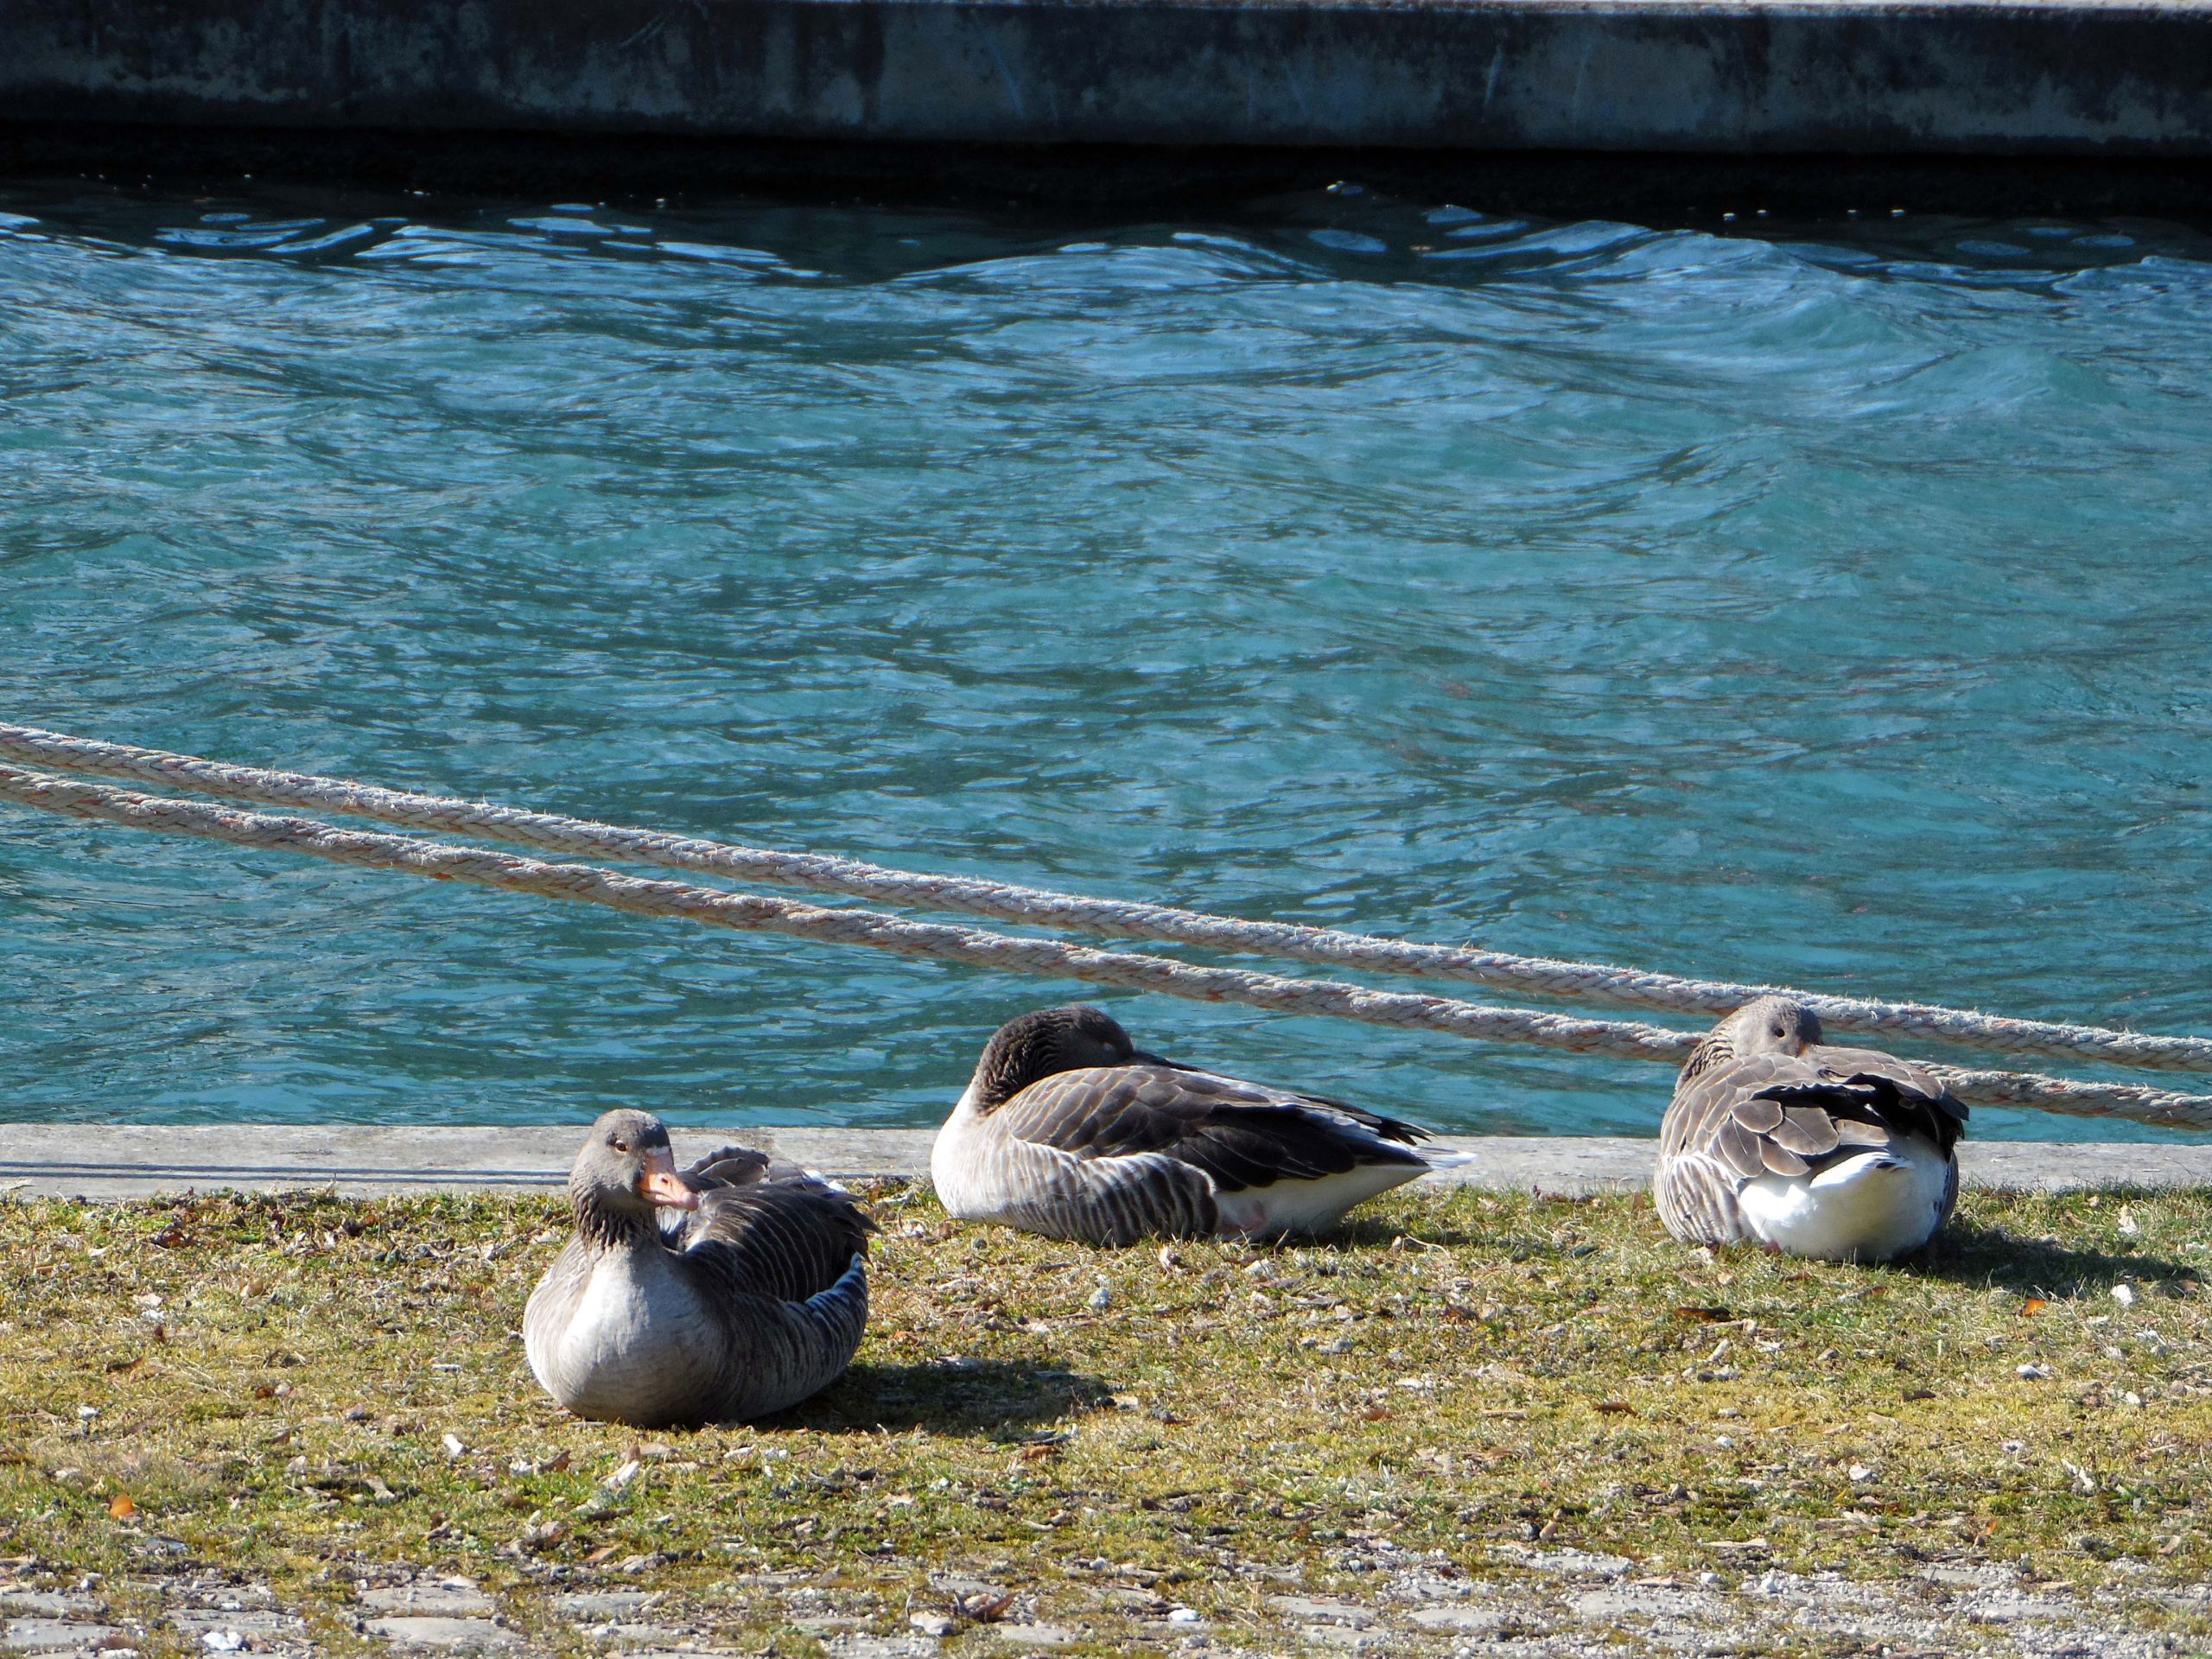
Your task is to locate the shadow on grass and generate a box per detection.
[1322,1214,1490,1251]
[1913,1217,2195,1299]
[791,1358,1112,1439]
[1301,1199,1613,1254]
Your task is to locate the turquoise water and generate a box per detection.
[3,181,2209,1139]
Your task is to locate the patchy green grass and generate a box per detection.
[1,1183,2208,1656]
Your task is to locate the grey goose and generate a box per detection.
[524,1110,871,1426]
[931,1004,1463,1245]
[1656,996,1967,1262]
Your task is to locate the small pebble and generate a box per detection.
[1166,1608,1202,1625]
[2112,1284,2136,1307]
[2017,1363,2051,1380]
[1088,1284,1113,1310]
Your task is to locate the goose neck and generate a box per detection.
[571,1194,662,1253]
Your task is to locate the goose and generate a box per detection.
[1656,996,1967,1262]
[930,1004,1464,1245]
[524,1109,871,1427]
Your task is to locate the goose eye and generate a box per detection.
[612,1138,631,1154]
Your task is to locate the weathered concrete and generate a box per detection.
[3,1126,2208,1201]
[0,1124,939,1201]
[10,1556,2201,1659]
[0,0,2209,157]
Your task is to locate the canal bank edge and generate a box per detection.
[2,0,2210,159]
[4,1127,2211,1200]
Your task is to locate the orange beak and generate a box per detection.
[636,1148,700,1211]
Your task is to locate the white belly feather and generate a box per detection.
[1735,1137,1953,1262]
[1213,1161,1428,1236]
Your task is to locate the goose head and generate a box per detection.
[1719,995,1823,1058]
[969,1004,1142,1111]
[568,1109,701,1230]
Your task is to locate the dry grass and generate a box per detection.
[1,1182,2208,1655]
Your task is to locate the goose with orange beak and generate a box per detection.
[524,1109,871,1427]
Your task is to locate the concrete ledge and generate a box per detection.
[4,1127,2209,1202]
[3,0,2209,156]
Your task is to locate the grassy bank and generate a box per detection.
[2,1182,2208,1655]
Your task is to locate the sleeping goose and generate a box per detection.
[1656,995,1967,1262]
[930,1004,1460,1245]
[524,1109,871,1427]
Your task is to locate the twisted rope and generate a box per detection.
[2,721,2205,1076]
[3,761,2207,1130]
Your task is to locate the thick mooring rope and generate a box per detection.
[2,721,2208,1076]
[3,760,2207,1129]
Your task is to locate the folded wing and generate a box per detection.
[1669,1052,1962,1173]
[996,1065,1429,1192]
[678,1166,874,1306]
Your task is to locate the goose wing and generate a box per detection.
[680,1145,774,1191]
[1664,1048,1966,1182]
[678,1166,873,1422]
[1800,1045,1969,1152]
[677,1168,874,1306]
[995,1064,1429,1194]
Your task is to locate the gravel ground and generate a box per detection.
[5,1541,2202,1657]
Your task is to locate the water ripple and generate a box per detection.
[1,181,2208,1138]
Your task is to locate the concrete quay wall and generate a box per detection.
[4,1127,2209,1202]
[3,0,2211,157]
